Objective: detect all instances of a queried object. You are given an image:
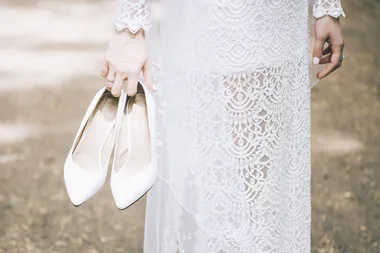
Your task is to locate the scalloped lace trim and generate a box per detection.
[313,0,346,19]
[114,0,152,34]
[114,22,152,34]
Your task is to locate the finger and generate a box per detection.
[106,68,116,90]
[101,59,109,78]
[317,49,341,79]
[319,54,331,65]
[127,74,138,96]
[111,73,124,97]
[322,46,331,56]
[312,37,325,65]
[142,61,157,92]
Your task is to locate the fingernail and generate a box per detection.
[313,57,320,65]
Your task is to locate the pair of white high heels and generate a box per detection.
[64,81,156,209]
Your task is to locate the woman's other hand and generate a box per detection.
[312,16,345,79]
[101,30,156,97]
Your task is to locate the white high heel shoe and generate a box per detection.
[64,88,127,206]
[110,81,157,210]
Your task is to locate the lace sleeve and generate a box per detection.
[312,0,346,19]
[114,0,152,34]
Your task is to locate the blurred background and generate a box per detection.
[0,0,379,252]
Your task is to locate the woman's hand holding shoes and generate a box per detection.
[101,29,156,97]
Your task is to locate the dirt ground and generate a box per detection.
[0,0,379,253]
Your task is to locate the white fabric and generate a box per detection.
[114,1,344,253]
[114,0,152,33]
[312,0,346,19]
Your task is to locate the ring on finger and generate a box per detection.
[107,77,115,83]
[339,54,345,61]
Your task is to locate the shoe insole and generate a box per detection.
[73,92,118,173]
[114,93,151,174]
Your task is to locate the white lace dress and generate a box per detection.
[115,1,345,252]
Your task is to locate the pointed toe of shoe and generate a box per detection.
[68,192,86,207]
[110,168,157,210]
[64,156,107,206]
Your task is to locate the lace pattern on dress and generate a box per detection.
[312,0,346,19]
[137,0,337,252]
[115,0,152,33]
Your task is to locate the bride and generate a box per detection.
[102,0,345,252]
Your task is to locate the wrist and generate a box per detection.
[128,28,145,39]
[120,28,145,39]
[313,14,343,27]
[113,28,146,41]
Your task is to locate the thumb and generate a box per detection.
[142,61,157,92]
[312,37,325,65]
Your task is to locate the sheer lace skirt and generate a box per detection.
[144,1,312,252]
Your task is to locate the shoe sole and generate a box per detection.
[71,185,154,209]
[118,185,154,211]
[72,203,83,207]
